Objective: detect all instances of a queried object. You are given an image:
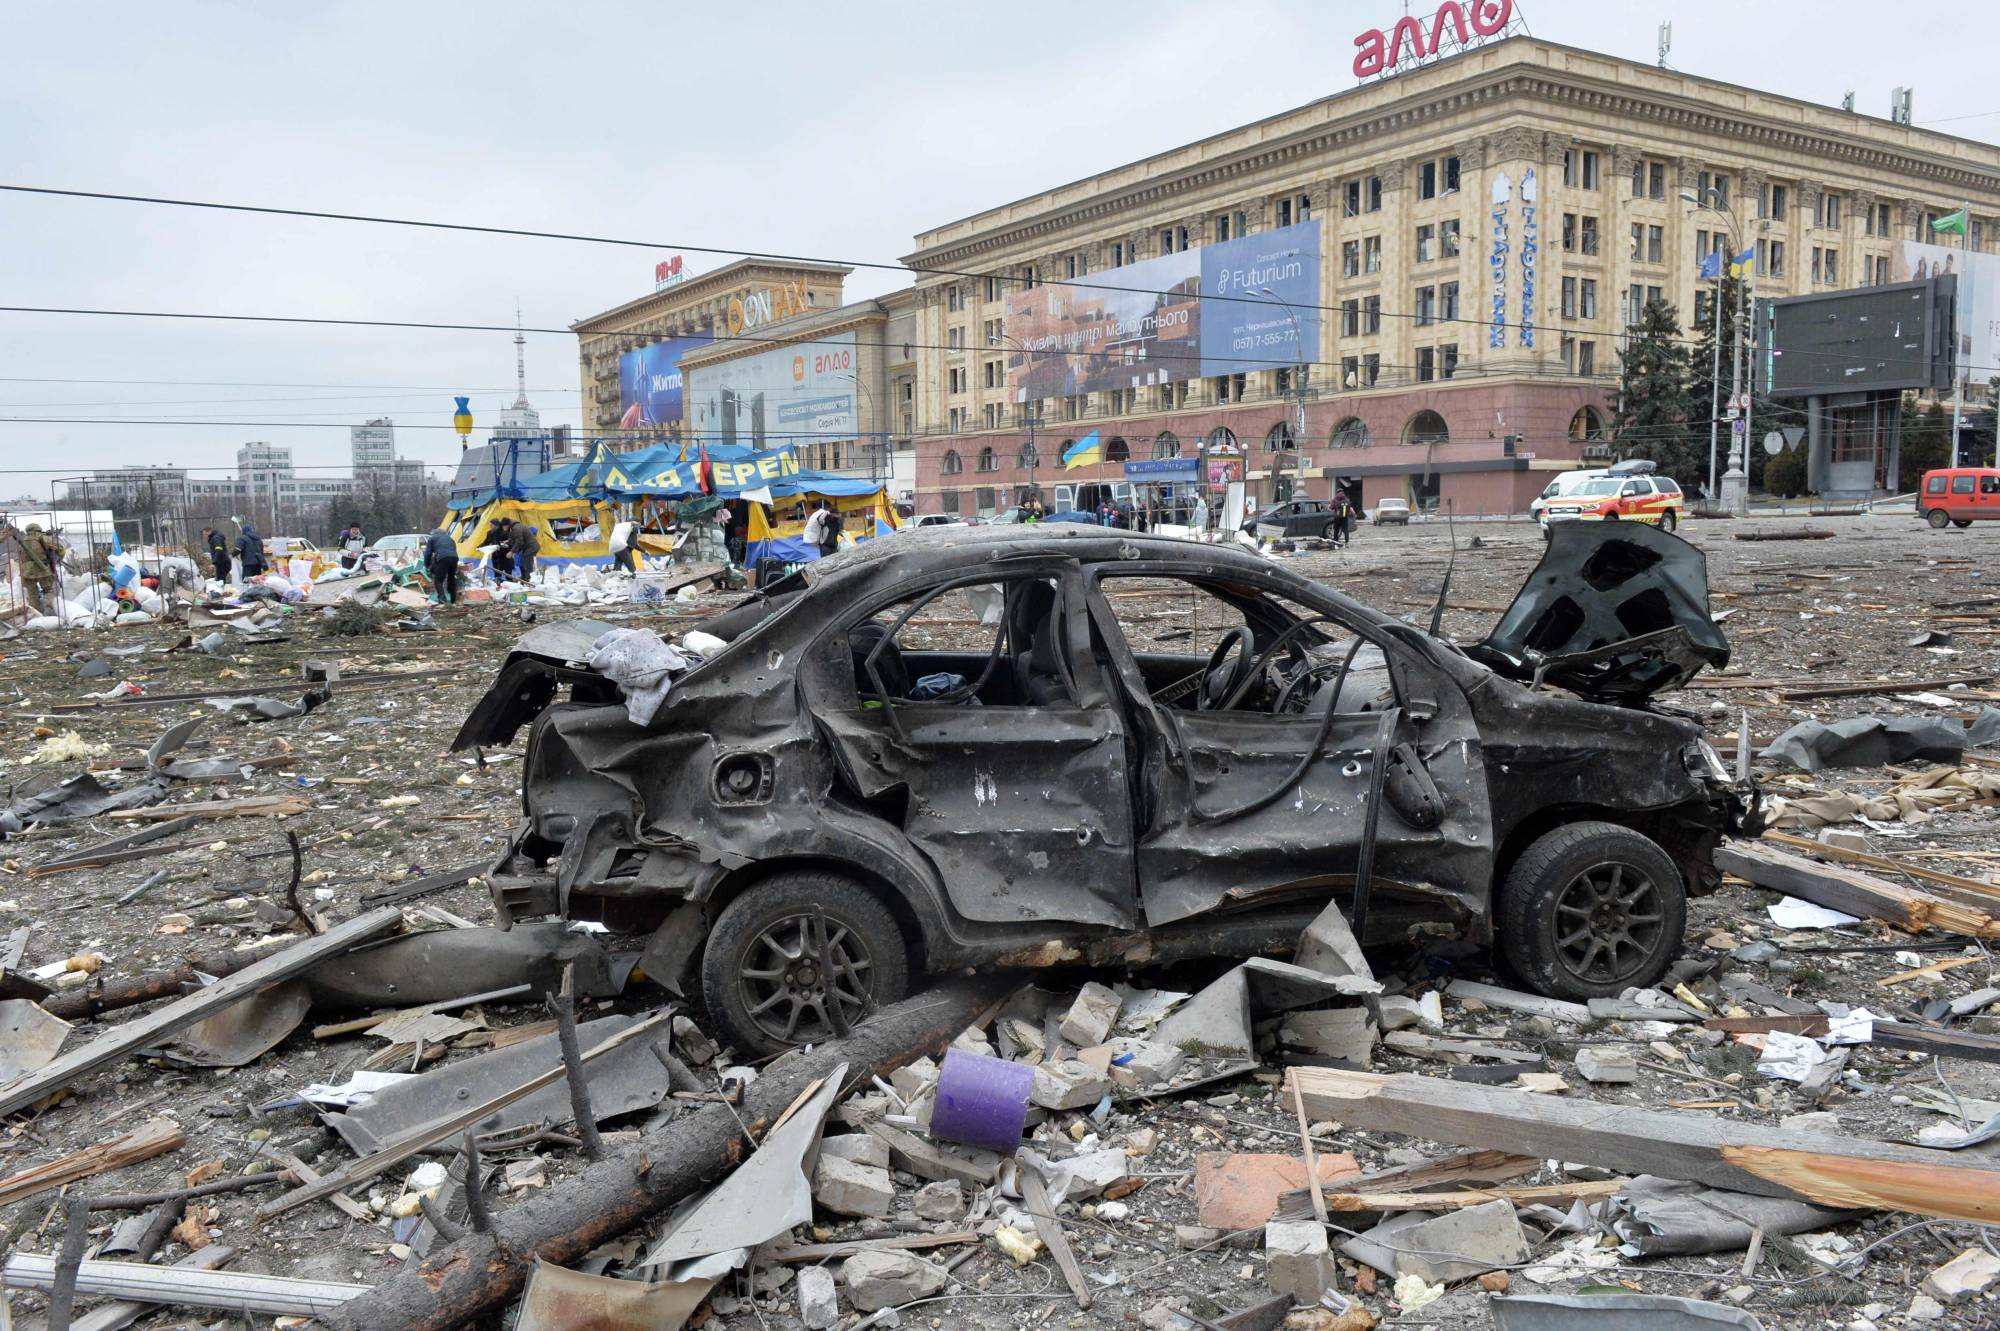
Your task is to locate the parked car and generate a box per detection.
[369,533,426,556]
[910,513,965,529]
[1540,474,1685,533]
[264,536,320,561]
[1918,468,2000,528]
[1371,497,1412,526]
[1250,496,1343,541]
[459,522,1756,1054]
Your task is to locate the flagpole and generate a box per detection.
[1707,255,1723,503]
[1948,200,1968,468]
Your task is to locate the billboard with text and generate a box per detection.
[1005,220,1320,401]
[686,331,857,448]
[618,335,712,430]
[1895,241,1997,385]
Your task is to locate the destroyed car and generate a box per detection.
[459,522,1757,1054]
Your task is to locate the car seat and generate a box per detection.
[1006,581,1068,705]
[848,620,910,700]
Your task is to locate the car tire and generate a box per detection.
[1660,511,1678,534]
[700,871,910,1056]
[1322,521,1342,542]
[1953,519,1972,529]
[1928,508,1951,529]
[1497,821,1687,1001]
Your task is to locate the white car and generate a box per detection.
[1371,497,1412,525]
[911,513,964,529]
[1530,470,1610,521]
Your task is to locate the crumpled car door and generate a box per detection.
[1469,521,1729,702]
[810,570,1139,931]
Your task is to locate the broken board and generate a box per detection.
[0,908,402,1116]
[1715,840,2000,939]
[1288,1067,2000,1223]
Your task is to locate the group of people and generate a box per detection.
[198,523,268,583]
[5,521,67,614]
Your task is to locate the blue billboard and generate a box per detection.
[617,335,712,430]
[1005,219,1320,399]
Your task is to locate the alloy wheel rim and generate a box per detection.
[1552,862,1665,985]
[737,913,876,1044]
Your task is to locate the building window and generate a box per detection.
[1441,218,1461,256]
[1415,286,1436,326]
[976,446,998,472]
[940,490,960,514]
[1417,347,1436,381]
[983,403,1002,429]
[1418,161,1436,200]
[1341,241,1361,278]
[1560,334,1575,371]
[1416,224,1435,263]
[1363,353,1380,386]
[1631,224,1663,264]
[1343,180,1361,218]
[1342,355,1359,387]
[1212,372,1247,403]
[1105,436,1130,463]
[1819,193,1842,229]
[1561,213,1576,252]
[1440,281,1459,322]
[1365,175,1382,212]
[1694,289,1710,323]
[1109,388,1128,415]
[1364,237,1382,273]
[948,408,964,434]
[1152,431,1180,459]
[947,285,963,312]
[1765,240,1786,277]
[1215,212,1233,242]
[1019,264,1038,290]
[1331,416,1370,447]
[985,276,1003,302]
[1632,159,1664,199]
[1443,155,1460,193]
[1823,248,1839,283]
[1762,183,1788,221]
[1873,254,1890,284]
[941,449,962,475]
[1363,295,1382,334]
[1160,227,1176,254]
[1647,284,1663,308]
[1578,340,1596,376]
[1581,216,1599,255]
[1874,202,1892,237]
[947,327,963,351]
[948,367,965,393]
[1110,242,1125,268]
[1404,410,1449,446]
[1580,279,1598,319]
[1561,275,1577,320]
[1341,299,1360,337]
[1440,344,1459,379]
[1569,406,1605,441]
[1563,148,1600,190]
[1698,171,1730,209]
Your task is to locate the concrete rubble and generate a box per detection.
[5,522,2000,1331]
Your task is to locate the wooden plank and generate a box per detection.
[1287,1067,2000,1223]
[263,1147,371,1222]
[105,794,311,822]
[1020,1160,1091,1310]
[1877,956,1986,987]
[1382,1031,1543,1062]
[1868,1021,2000,1066]
[1444,979,1594,1026]
[1714,841,2000,939]
[1324,1179,1627,1212]
[0,908,402,1116]
[358,860,486,907]
[1761,830,2000,907]
[766,1233,976,1263]
[0,1117,187,1208]
[1777,672,1995,702]
[1704,1015,1831,1037]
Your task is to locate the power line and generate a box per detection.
[0,389,579,410]
[1,183,1981,373]
[0,375,576,392]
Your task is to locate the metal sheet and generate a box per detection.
[302,923,619,1009]
[334,1012,672,1155]
[0,999,70,1081]
[1490,1293,1765,1331]
[163,979,311,1068]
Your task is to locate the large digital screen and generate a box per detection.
[685,331,857,448]
[1004,220,1321,400]
[1764,279,1954,398]
[617,335,712,430]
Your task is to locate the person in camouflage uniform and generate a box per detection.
[17,524,63,614]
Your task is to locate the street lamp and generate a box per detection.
[1680,188,1753,516]
[1257,286,1309,504]
[839,372,881,482]
[1679,188,1732,506]
[993,332,1042,497]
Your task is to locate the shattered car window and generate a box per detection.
[845,577,1074,707]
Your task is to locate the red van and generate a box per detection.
[1918,468,2000,528]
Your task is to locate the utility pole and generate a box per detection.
[1947,200,1970,468]
[1719,240,1754,516]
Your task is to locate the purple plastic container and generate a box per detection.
[928,1048,1034,1152]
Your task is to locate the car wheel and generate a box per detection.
[1660,511,1678,534]
[700,871,910,1056]
[1322,521,1342,542]
[1953,519,1972,529]
[1497,821,1686,1000]
[1928,508,1951,529]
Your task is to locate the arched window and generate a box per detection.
[940,449,962,476]
[977,446,998,472]
[1017,441,1039,468]
[1105,436,1130,462]
[1265,421,1298,452]
[1568,407,1605,441]
[1207,427,1239,454]
[1403,410,1450,446]
[1153,431,1180,459]
[1330,417,1370,449]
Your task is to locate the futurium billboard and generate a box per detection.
[618,335,713,430]
[686,331,857,449]
[1895,242,1998,387]
[1004,220,1321,402]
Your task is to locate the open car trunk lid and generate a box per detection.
[1466,521,1729,702]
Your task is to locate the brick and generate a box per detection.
[821,1133,889,1170]
[797,1264,839,1330]
[1265,1220,1335,1301]
[842,1251,948,1311]
[1059,982,1123,1047]
[1394,1199,1529,1284]
[1194,1151,1360,1230]
[1030,1058,1110,1111]
[814,1152,892,1218]
[1573,1045,1639,1084]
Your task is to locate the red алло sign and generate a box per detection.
[1353,0,1513,79]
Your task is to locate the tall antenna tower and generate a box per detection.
[1891,87,1915,125]
[1657,21,1672,68]
[512,305,529,409]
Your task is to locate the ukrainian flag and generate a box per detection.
[1062,431,1103,471]
[1728,245,1756,279]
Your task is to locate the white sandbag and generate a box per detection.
[22,615,62,631]
[261,573,294,595]
[115,610,156,625]
[683,630,726,656]
[289,557,313,584]
[128,585,162,613]
[58,599,96,626]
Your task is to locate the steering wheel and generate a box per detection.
[1198,625,1257,711]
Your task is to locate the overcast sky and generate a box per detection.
[2,0,1992,493]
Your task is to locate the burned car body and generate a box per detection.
[459,522,1757,1054]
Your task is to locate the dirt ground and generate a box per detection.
[2,512,1997,1330]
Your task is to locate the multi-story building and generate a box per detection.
[351,418,396,475]
[901,36,2000,516]
[572,258,853,442]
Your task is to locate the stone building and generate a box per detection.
[901,36,2000,517]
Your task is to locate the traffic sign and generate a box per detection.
[1763,431,1783,456]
